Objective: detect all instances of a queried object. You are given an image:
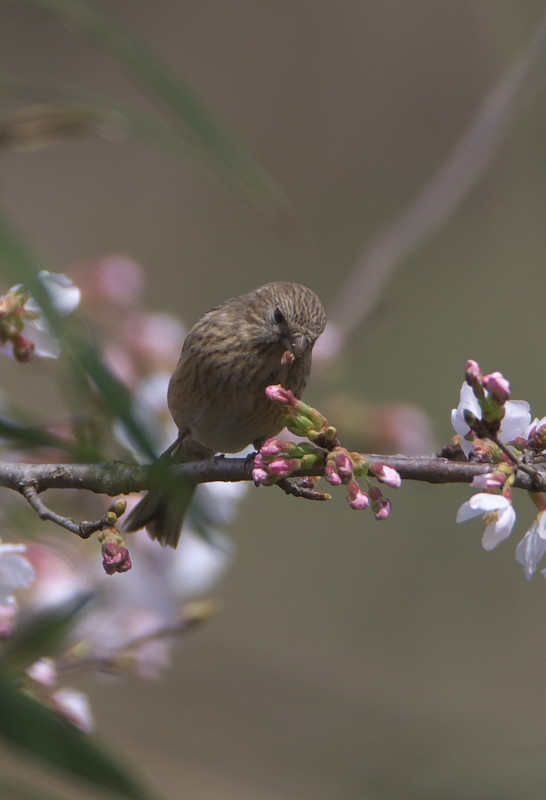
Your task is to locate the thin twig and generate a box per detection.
[20,484,108,538]
[325,11,546,356]
[276,477,331,501]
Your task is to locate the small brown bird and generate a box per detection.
[124,281,326,547]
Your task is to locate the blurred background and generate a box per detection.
[2,1,546,798]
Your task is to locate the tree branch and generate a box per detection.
[1,454,544,499]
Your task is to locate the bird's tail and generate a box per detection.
[123,436,212,548]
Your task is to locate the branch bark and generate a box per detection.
[1,454,545,496]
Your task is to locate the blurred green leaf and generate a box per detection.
[0,413,83,456]
[0,213,158,460]
[17,0,291,218]
[0,680,156,800]
[0,594,91,675]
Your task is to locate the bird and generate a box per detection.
[123,281,326,547]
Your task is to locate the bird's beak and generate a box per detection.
[288,333,310,357]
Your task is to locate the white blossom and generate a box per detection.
[451,382,531,458]
[456,493,516,550]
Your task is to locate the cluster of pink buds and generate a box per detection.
[252,437,323,486]
[260,386,401,520]
[324,446,400,520]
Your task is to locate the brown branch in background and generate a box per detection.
[324,11,546,358]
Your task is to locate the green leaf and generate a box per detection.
[0,681,156,800]
[16,0,291,218]
[0,594,92,675]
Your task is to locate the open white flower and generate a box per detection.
[451,382,531,457]
[456,493,516,550]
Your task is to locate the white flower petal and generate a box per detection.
[499,400,532,443]
[456,493,510,523]
[481,503,516,550]
[516,516,546,578]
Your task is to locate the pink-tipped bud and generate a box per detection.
[470,472,507,490]
[102,540,132,575]
[259,438,288,458]
[252,466,270,485]
[465,360,483,391]
[334,448,354,480]
[346,480,370,510]
[265,384,297,406]
[324,461,342,486]
[373,500,392,520]
[370,463,401,488]
[369,486,392,520]
[267,457,299,477]
[483,371,511,404]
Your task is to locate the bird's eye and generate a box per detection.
[273,306,286,325]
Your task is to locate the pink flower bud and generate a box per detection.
[102,541,132,575]
[267,458,299,477]
[470,472,506,490]
[334,449,354,479]
[369,487,392,520]
[252,466,269,485]
[373,499,392,520]
[346,480,370,510]
[324,461,342,486]
[483,371,511,404]
[370,463,401,488]
[265,385,297,406]
[259,438,287,457]
[465,360,483,390]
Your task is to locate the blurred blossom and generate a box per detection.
[312,322,344,366]
[27,657,57,687]
[51,688,94,732]
[70,526,233,678]
[0,271,80,360]
[26,542,90,608]
[119,312,185,371]
[0,540,35,604]
[456,493,516,550]
[0,602,17,638]
[324,394,434,454]
[71,255,144,309]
